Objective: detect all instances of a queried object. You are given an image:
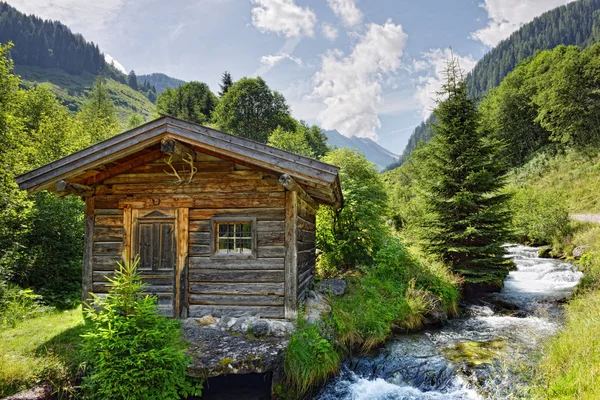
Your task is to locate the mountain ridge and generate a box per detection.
[325,129,398,171]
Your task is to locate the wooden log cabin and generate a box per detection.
[15,116,343,320]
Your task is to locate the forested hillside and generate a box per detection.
[398,0,600,164]
[139,73,185,94]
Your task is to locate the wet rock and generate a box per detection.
[250,319,271,337]
[316,278,347,296]
[417,290,447,327]
[270,320,294,337]
[304,291,331,324]
[197,315,217,326]
[183,322,289,378]
[573,246,588,259]
[538,246,552,258]
[231,316,260,334]
[4,382,53,400]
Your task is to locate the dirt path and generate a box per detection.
[571,214,600,224]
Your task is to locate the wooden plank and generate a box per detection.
[188,269,284,283]
[257,231,284,247]
[297,216,315,232]
[118,193,285,209]
[176,208,189,318]
[92,256,121,270]
[94,196,126,209]
[95,209,123,216]
[189,282,284,296]
[257,221,285,232]
[189,220,210,232]
[189,244,210,256]
[82,197,94,304]
[95,214,124,227]
[189,208,285,221]
[93,226,124,242]
[297,228,316,243]
[297,242,315,252]
[188,305,284,319]
[93,242,123,256]
[284,191,298,319]
[123,208,132,264]
[189,294,284,306]
[297,201,316,224]
[103,180,283,195]
[257,246,286,258]
[188,257,284,270]
[84,150,165,186]
[189,231,210,245]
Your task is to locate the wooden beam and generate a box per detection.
[161,137,195,159]
[279,174,318,210]
[56,180,95,197]
[284,191,298,320]
[82,197,95,305]
[176,208,189,318]
[85,149,164,186]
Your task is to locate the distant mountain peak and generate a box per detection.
[325,130,398,171]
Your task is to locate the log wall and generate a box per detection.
[296,196,317,298]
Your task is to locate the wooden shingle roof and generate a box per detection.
[16,116,343,208]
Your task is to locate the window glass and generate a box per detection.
[216,222,252,254]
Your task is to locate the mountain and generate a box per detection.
[0,2,156,124]
[398,0,600,165]
[325,130,398,171]
[139,73,185,94]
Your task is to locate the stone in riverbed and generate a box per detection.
[573,246,588,259]
[196,315,217,326]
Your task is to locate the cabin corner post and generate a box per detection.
[82,197,95,305]
[284,190,299,319]
[176,208,189,318]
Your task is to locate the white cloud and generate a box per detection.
[104,54,127,74]
[321,23,339,41]
[8,0,124,40]
[256,53,302,75]
[326,0,363,27]
[251,0,316,38]
[472,0,576,47]
[414,48,477,120]
[311,20,408,139]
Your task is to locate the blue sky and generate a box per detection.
[9,0,575,154]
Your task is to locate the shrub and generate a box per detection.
[283,319,340,398]
[317,149,389,273]
[0,284,50,328]
[509,185,571,246]
[81,258,202,400]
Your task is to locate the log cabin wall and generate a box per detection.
[296,196,317,298]
[86,151,290,319]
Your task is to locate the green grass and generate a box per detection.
[15,65,156,125]
[0,307,86,397]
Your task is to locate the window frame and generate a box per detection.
[210,216,257,259]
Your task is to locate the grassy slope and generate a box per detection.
[510,147,600,399]
[15,65,156,125]
[0,308,85,397]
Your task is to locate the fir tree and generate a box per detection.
[127,70,138,90]
[413,56,512,291]
[218,71,233,97]
[77,74,120,143]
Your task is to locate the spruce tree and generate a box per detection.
[127,70,138,90]
[218,71,233,97]
[414,57,512,291]
[77,74,120,143]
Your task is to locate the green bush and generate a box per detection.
[0,284,50,328]
[81,258,202,400]
[317,149,389,274]
[283,319,340,398]
[509,185,571,246]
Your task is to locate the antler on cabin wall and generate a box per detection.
[163,154,198,185]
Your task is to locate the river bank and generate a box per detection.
[312,245,582,399]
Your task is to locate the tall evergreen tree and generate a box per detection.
[77,74,120,143]
[219,71,233,97]
[127,70,138,90]
[413,57,512,291]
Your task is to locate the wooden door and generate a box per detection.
[133,209,178,316]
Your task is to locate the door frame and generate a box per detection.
[123,206,189,318]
